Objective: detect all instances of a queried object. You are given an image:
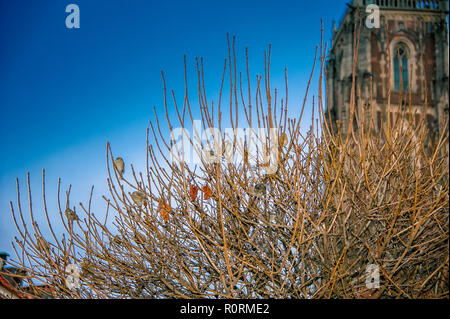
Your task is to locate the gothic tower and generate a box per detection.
[326,0,449,136]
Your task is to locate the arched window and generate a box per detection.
[393,43,409,91]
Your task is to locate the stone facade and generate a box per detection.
[326,0,449,136]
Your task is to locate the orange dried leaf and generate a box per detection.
[190,185,199,201]
[158,200,171,223]
[202,185,213,200]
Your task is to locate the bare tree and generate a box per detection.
[6,24,449,299]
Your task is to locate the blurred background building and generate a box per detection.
[1,252,53,299]
[326,0,449,136]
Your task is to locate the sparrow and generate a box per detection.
[254,183,267,196]
[222,141,232,157]
[65,207,79,223]
[36,236,50,253]
[131,191,148,207]
[270,204,284,224]
[207,149,218,162]
[270,211,277,224]
[114,157,125,179]
[203,144,219,163]
[278,132,288,148]
[80,258,94,276]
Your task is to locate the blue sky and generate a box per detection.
[0,0,347,256]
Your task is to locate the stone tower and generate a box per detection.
[326,0,449,136]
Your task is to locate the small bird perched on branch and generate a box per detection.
[254,183,267,196]
[278,132,288,148]
[65,207,79,223]
[205,149,218,163]
[35,235,50,254]
[222,141,232,158]
[131,191,148,207]
[114,157,125,179]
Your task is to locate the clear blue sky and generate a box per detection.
[0,0,347,256]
